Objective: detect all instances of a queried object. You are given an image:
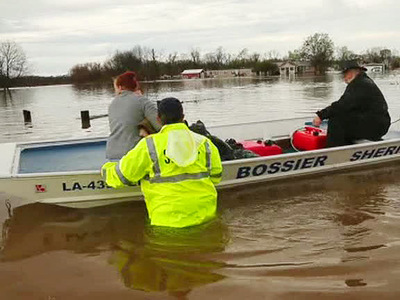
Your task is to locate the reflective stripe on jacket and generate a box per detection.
[102,123,223,228]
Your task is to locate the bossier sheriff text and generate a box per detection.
[236,155,328,179]
[236,144,400,179]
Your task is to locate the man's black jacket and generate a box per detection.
[317,72,390,126]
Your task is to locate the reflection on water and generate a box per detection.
[1,202,229,298]
[110,221,228,295]
[1,165,400,298]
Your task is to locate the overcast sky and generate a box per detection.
[1,0,400,75]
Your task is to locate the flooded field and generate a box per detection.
[1,74,400,299]
[1,73,400,143]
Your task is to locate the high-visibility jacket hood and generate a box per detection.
[163,123,205,167]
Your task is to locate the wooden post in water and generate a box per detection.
[81,110,91,129]
[23,110,32,124]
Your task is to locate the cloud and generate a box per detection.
[1,0,399,75]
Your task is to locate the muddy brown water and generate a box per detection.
[1,74,400,299]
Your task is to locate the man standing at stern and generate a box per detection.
[102,98,222,228]
[313,61,391,147]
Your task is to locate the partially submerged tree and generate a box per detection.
[380,48,392,61]
[300,33,334,75]
[0,41,28,89]
[391,57,400,69]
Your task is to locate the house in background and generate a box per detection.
[364,63,385,74]
[205,68,254,78]
[181,69,205,79]
[279,61,315,76]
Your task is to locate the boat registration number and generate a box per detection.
[62,181,112,192]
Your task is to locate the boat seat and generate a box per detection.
[353,136,385,144]
[19,141,107,174]
[382,131,400,140]
[353,139,373,144]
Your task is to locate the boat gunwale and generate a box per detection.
[4,115,400,177]
[8,135,400,178]
[222,137,400,165]
[16,136,108,149]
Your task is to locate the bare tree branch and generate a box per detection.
[0,40,28,88]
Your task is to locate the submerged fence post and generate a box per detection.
[81,110,91,129]
[23,110,32,124]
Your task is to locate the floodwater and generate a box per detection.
[1,73,400,299]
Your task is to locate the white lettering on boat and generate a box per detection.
[236,155,328,179]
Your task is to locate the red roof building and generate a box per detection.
[181,69,204,79]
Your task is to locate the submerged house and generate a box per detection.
[364,63,385,73]
[279,61,315,75]
[181,69,205,79]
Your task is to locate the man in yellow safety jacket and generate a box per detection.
[102,97,223,228]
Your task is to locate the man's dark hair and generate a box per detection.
[157,97,184,124]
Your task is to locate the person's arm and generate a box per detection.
[101,138,152,188]
[312,115,322,127]
[316,83,364,120]
[207,140,223,184]
[141,97,162,131]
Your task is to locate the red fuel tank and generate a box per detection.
[292,126,327,151]
[240,140,283,156]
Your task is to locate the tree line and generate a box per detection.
[69,33,400,83]
[2,33,400,88]
[69,46,281,83]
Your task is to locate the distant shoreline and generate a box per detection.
[4,76,277,89]
[2,75,71,89]
[4,71,398,90]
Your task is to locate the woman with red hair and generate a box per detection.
[106,71,161,160]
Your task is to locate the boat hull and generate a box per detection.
[2,117,400,209]
[2,138,400,209]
